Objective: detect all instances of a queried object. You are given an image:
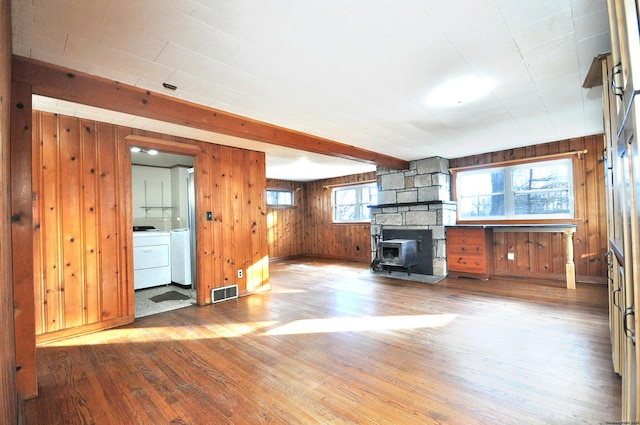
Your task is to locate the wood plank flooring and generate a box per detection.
[24,258,621,424]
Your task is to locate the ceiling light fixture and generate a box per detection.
[130,146,159,155]
[426,75,494,107]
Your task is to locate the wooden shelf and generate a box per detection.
[140,206,175,210]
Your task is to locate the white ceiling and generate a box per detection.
[12,0,610,181]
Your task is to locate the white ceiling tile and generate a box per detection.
[429,0,506,46]
[573,7,611,41]
[497,0,571,29]
[155,42,217,82]
[570,0,608,19]
[14,0,612,180]
[30,0,111,38]
[102,27,166,62]
[510,8,575,51]
[142,7,212,51]
[521,33,581,80]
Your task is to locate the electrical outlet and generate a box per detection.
[237,269,243,278]
[507,252,515,260]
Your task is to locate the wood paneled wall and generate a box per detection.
[195,141,269,298]
[30,111,269,339]
[305,172,376,262]
[266,179,306,260]
[449,135,607,282]
[32,113,131,336]
[1,0,19,421]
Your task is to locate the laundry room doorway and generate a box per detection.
[127,137,199,318]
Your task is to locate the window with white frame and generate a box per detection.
[455,158,574,220]
[266,189,294,207]
[332,183,377,223]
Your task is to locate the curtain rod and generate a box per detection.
[322,179,376,189]
[448,149,588,172]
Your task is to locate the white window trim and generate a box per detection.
[332,182,377,223]
[266,188,294,207]
[455,158,575,221]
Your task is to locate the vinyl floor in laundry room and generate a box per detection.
[134,284,196,318]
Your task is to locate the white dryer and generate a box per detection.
[170,228,192,286]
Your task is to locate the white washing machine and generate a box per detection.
[170,228,192,286]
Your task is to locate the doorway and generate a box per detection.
[129,147,197,318]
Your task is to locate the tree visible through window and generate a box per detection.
[512,163,572,215]
[333,183,377,222]
[456,158,574,220]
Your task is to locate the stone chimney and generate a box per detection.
[371,157,456,277]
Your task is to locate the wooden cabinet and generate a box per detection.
[600,0,640,420]
[608,0,640,128]
[446,227,493,280]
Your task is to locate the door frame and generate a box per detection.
[124,134,204,311]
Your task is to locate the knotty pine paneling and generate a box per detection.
[31,111,269,339]
[33,112,131,336]
[266,179,305,260]
[305,172,376,262]
[1,0,20,419]
[450,135,607,282]
[193,143,269,300]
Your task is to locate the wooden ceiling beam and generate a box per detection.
[12,55,409,170]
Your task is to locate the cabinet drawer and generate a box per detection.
[447,242,485,254]
[448,254,487,274]
[447,227,484,238]
[446,234,486,247]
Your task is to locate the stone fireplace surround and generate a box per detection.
[371,157,457,277]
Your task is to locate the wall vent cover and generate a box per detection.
[212,284,238,303]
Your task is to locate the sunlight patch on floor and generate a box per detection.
[262,314,459,336]
[43,321,280,346]
[201,321,278,338]
[42,314,460,347]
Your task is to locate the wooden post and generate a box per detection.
[10,79,38,398]
[565,229,576,290]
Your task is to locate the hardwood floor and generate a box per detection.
[24,258,621,424]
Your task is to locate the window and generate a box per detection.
[332,183,377,222]
[456,158,574,220]
[266,189,294,207]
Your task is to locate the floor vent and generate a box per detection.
[212,284,238,303]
